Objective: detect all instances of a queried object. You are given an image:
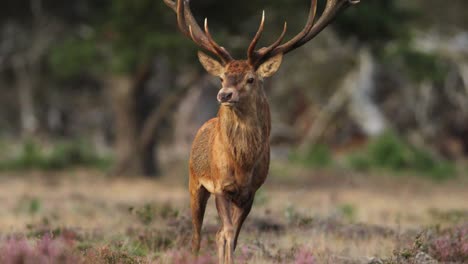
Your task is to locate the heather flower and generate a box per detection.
[294,247,316,264]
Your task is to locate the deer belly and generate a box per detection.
[207,170,254,204]
[199,178,220,194]
[199,175,251,199]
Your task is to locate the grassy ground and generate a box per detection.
[0,162,467,263]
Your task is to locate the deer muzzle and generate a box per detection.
[217,87,238,104]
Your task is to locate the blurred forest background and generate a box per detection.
[1,0,467,179]
[1,1,468,263]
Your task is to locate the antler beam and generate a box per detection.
[163,0,233,63]
[248,0,360,67]
[164,0,359,67]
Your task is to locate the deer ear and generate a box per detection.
[257,53,283,78]
[198,51,224,76]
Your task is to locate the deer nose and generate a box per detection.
[217,91,233,103]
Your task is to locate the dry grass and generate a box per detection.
[0,163,467,263]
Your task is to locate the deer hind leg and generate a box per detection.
[232,197,254,251]
[189,178,210,254]
[215,195,235,264]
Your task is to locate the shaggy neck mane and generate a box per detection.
[217,91,270,170]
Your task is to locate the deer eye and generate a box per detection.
[220,77,224,82]
[247,77,255,84]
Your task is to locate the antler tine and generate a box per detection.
[247,11,266,64]
[274,0,318,54]
[204,18,233,63]
[176,0,214,54]
[260,22,288,54]
[165,0,233,64]
[247,0,316,67]
[251,21,288,65]
[163,0,177,12]
[249,0,358,67]
[176,0,190,38]
[290,0,359,50]
[188,25,222,58]
[164,0,206,42]
[165,0,358,66]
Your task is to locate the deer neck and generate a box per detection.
[218,90,270,169]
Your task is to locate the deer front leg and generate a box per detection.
[215,194,235,264]
[189,177,210,254]
[232,196,254,250]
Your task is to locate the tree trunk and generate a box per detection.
[109,75,155,176]
[109,55,197,177]
[12,56,38,138]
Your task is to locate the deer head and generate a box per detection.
[163,0,360,109]
[198,51,281,110]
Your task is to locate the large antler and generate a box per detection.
[248,0,360,67]
[163,0,233,64]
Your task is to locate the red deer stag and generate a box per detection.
[163,0,359,263]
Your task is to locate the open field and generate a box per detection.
[0,163,467,263]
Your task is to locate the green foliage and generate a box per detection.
[287,133,456,180]
[48,36,103,80]
[122,241,147,257]
[106,0,193,73]
[335,1,448,84]
[289,144,332,168]
[15,196,43,216]
[347,132,456,180]
[367,132,412,170]
[428,208,468,225]
[334,0,415,49]
[29,198,41,215]
[100,248,138,264]
[384,43,449,83]
[254,189,269,206]
[0,140,112,171]
[158,203,179,219]
[45,0,199,76]
[338,203,357,222]
[130,229,174,253]
[284,205,298,225]
[47,140,111,170]
[131,204,154,226]
[284,205,313,226]
[130,203,179,226]
[6,140,45,169]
